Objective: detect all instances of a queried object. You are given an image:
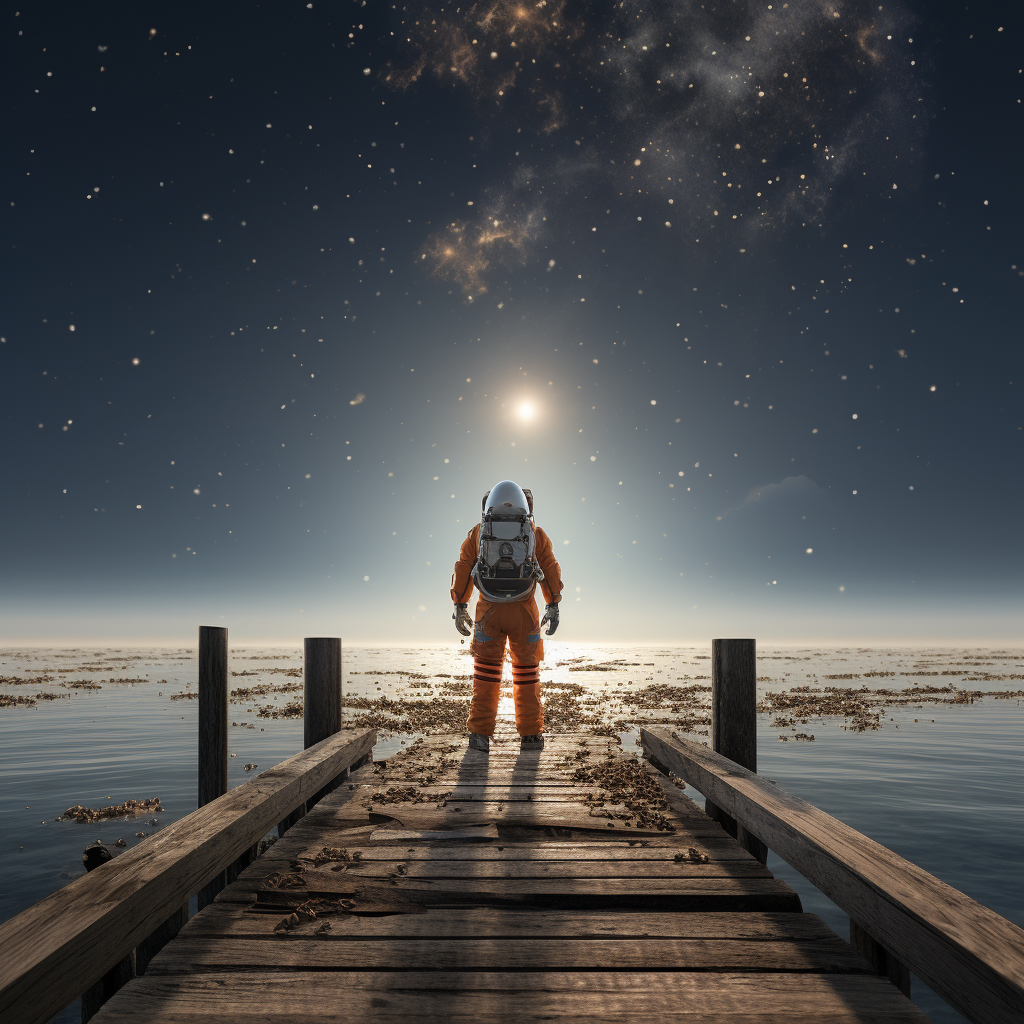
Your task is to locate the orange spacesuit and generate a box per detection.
[451,522,563,737]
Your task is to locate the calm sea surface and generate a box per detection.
[1,644,1021,1024]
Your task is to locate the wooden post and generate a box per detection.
[278,637,344,837]
[80,845,135,1022]
[851,919,911,997]
[304,636,342,748]
[197,625,228,909]
[706,638,768,864]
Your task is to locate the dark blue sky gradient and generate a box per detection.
[1,1,1020,643]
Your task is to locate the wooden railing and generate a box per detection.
[0,725,374,1024]
[642,724,1024,1024]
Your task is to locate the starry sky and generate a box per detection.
[2,1,1020,645]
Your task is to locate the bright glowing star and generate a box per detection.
[518,401,536,420]
[929,385,936,392]
[136,504,142,509]
[363,575,370,581]
[650,399,657,405]
[131,357,140,365]
[839,586,846,591]
[201,213,211,221]
[852,413,858,419]
[806,548,813,554]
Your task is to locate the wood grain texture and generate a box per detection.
[238,858,775,880]
[219,872,803,912]
[259,841,754,863]
[146,936,871,974]
[174,905,837,942]
[0,728,375,1024]
[641,726,1024,1024]
[91,971,928,1021]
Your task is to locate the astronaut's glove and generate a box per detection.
[453,603,473,637]
[541,603,560,636]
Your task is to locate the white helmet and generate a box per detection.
[482,480,529,518]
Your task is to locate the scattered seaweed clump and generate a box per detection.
[1,692,64,708]
[63,797,163,823]
[571,756,673,830]
[312,847,363,866]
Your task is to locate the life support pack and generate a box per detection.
[472,480,544,603]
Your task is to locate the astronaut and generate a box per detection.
[450,480,563,752]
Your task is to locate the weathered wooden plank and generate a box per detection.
[313,803,683,832]
[146,936,871,975]
[352,785,675,801]
[261,841,754,863]
[642,726,1024,1024]
[0,728,376,1024]
[238,859,775,880]
[219,873,803,912]
[92,971,928,1020]
[175,905,838,941]
[367,825,501,841]
[91,1013,927,1023]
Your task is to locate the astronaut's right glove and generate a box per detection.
[453,603,473,637]
[541,602,560,636]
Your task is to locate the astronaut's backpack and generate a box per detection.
[472,481,543,602]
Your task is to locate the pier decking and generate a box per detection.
[91,733,927,1022]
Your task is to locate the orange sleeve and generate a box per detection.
[534,526,564,605]
[450,525,480,604]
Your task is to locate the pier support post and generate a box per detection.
[80,845,135,1022]
[197,625,229,909]
[304,636,343,749]
[706,638,768,864]
[851,919,911,997]
[279,637,347,836]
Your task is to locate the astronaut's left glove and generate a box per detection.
[453,603,473,637]
[541,603,560,637]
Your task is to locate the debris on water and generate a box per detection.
[82,842,112,870]
[63,797,162,823]
[116,838,126,847]
[243,763,258,771]
[1,692,65,708]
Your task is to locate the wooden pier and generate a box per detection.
[1,634,1022,1024]
[90,731,933,1022]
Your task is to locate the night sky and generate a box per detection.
[2,2,1020,644]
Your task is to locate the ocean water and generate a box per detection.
[1,643,1021,1024]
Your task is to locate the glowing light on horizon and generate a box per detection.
[518,401,536,420]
